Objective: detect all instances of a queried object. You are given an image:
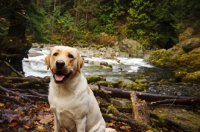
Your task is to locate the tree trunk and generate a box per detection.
[3,0,31,73]
[7,15,26,39]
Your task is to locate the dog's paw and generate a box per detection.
[105,128,117,132]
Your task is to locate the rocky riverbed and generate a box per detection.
[19,40,200,131]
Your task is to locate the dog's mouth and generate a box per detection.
[53,71,72,83]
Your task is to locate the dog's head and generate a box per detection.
[45,46,84,83]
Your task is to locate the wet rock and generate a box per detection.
[118,79,133,89]
[28,52,43,57]
[84,59,89,63]
[182,71,200,82]
[97,81,109,87]
[149,38,200,83]
[100,61,108,66]
[159,79,169,85]
[135,78,147,84]
[182,37,200,52]
[110,98,132,108]
[119,38,144,57]
[86,75,104,83]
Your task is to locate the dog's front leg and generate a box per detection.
[53,112,61,132]
[75,116,86,132]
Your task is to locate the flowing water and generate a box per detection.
[22,47,174,82]
[22,47,200,97]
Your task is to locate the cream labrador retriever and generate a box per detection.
[45,46,115,132]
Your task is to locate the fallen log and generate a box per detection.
[130,92,150,125]
[90,84,200,105]
[0,85,33,102]
[150,98,200,107]
[103,114,159,132]
[0,76,200,106]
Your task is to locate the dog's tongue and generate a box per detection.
[55,74,65,81]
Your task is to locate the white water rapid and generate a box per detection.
[22,47,153,81]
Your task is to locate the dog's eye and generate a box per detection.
[53,53,58,56]
[68,54,74,58]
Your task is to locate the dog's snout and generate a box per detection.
[56,60,65,68]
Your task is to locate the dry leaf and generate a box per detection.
[8,122,17,127]
[146,130,153,132]
[23,124,30,129]
[0,103,4,107]
[35,125,46,132]
[23,122,34,129]
[40,116,53,124]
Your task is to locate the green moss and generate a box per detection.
[110,98,132,108]
[86,75,102,83]
[135,78,147,84]
[6,80,12,83]
[182,71,200,82]
[159,79,168,85]
[23,81,29,85]
[35,84,40,87]
[125,83,133,89]
[106,104,122,117]
[174,71,187,81]
[105,63,112,68]
[82,43,89,47]
[10,72,18,77]
[97,81,109,87]
[157,114,167,124]
[149,37,200,83]
[132,82,138,87]
[118,79,133,89]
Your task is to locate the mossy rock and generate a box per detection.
[110,98,132,108]
[97,81,109,87]
[118,79,146,91]
[135,78,147,84]
[149,38,200,83]
[151,106,200,132]
[159,79,169,85]
[182,37,200,52]
[182,71,200,82]
[86,75,103,83]
[118,79,133,89]
[132,82,147,91]
[174,71,187,82]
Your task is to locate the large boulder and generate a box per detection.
[149,37,200,83]
[119,38,144,57]
[182,37,200,52]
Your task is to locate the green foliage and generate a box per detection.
[127,0,177,48]
[94,0,128,34]
[0,19,8,38]
[59,12,74,30]
[0,0,49,42]
[1,0,200,46]
[26,4,50,42]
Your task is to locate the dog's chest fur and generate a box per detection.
[48,74,89,130]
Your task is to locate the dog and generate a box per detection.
[45,46,116,132]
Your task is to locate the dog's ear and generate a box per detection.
[45,54,50,70]
[45,48,52,70]
[77,51,84,72]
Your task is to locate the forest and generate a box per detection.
[0,0,200,132]
[1,0,200,48]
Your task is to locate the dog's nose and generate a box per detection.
[56,60,65,68]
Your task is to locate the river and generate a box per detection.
[22,47,200,96]
[22,47,174,82]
